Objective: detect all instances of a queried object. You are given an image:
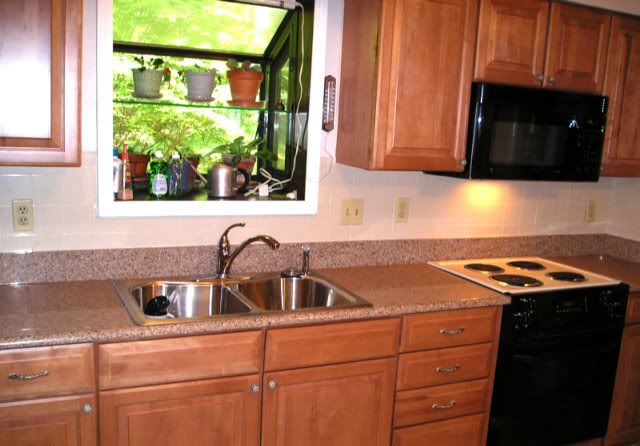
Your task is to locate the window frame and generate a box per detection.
[96,0,324,217]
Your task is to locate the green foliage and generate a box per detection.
[227,58,262,72]
[113,54,260,173]
[133,56,164,72]
[208,136,277,167]
[113,0,286,55]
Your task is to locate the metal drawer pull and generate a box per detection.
[439,327,464,335]
[8,370,49,381]
[432,400,457,410]
[436,364,461,374]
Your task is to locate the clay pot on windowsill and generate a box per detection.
[223,154,256,174]
[119,153,150,179]
[227,70,263,103]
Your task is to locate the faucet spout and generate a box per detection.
[216,223,280,278]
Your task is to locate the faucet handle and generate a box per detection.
[221,222,245,239]
[219,223,245,253]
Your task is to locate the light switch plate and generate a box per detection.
[340,198,364,225]
[12,199,34,232]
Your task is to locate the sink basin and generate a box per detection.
[236,275,370,311]
[114,280,253,325]
[113,274,370,325]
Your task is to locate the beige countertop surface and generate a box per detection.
[0,264,508,350]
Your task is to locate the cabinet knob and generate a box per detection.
[82,403,93,414]
[548,76,556,85]
[459,159,467,167]
[268,380,278,391]
[250,384,261,394]
[536,74,544,84]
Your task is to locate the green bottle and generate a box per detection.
[148,151,168,199]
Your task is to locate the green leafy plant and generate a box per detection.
[226,58,262,72]
[208,136,276,166]
[133,56,171,81]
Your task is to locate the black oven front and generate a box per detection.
[487,284,628,446]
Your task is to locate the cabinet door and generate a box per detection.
[0,0,81,166]
[605,324,640,446]
[601,15,640,177]
[100,375,261,446]
[0,394,96,446]
[474,0,549,87]
[544,3,610,93]
[373,0,478,171]
[262,358,396,446]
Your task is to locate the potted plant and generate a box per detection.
[180,64,218,102]
[209,136,276,173]
[226,59,264,107]
[132,56,170,99]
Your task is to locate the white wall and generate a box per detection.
[0,0,634,253]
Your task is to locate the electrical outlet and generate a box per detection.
[395,197,410,223]
[340,198,364,225]
[12,199,34,232]
[584,200,596,223]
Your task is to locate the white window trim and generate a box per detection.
[96,0,326,217]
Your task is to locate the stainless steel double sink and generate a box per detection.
[113,273,371,325]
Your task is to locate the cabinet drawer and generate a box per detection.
[395,379,487,427]
[397,343,493,390]
[401,307,497,352]
[99,331,262,390]
[627,294,640,324]
[0,344,94,402]
[265,318,400,371]
[393,413,485,446]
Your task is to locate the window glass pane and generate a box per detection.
[113,0,287,55]
[274,112,289,171]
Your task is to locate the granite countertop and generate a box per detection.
[0,264,508,350]
[552,255,640,292]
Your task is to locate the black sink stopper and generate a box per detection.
[144,295,170,316]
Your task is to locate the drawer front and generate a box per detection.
[395,378,487,427]
[397,343,493,390]
[99,331,262,390]
[265,318,400,371]
[627,294,640,324]
[0,344,94,402]
[393,413,485,446]
[401,307,498,352]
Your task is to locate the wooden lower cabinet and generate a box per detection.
[393,413,485,446]
[261,358,396,446]
[100,374,261,446]
[606,324,640,445]
[0,394,96,446]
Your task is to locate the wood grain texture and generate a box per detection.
[100,375,261,446]
[336,0,477,171]
[392,413,485,446]
[401,306,497,352]
[0,344,94,402]
[0,394,96,446]
[627,293,640,324]
[335,0,383,168]
[474,0,550,87]
[605,324,640,446]
[262,358,396,446]
[0,0,81,166]
[544,2,611,93]
[397,342,493,390]
[394,378,488,427]
[264,318,400,371]
[601,14,640,177]
[98,331,262,390]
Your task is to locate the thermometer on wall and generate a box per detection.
[322,75,336,132]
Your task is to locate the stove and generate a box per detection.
[429,257,619,294]
[430,256,628,446]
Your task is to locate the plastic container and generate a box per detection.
[148,151,168,199]
[117,144,133,201]
[112,148,122,197]
[167,153,183,198]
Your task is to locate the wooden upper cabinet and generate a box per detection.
[336,0,478,171]
[0,0,82,166]
[474,0,550,87]
[544,3,611,93]
[601,15,640,177]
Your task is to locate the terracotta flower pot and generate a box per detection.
[223,154,256,174]
[227,70,263,102]
[127,153,150,179]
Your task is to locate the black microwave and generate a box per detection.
[427,83,608,182]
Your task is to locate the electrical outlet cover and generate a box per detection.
[12,199,34,232]
[395,197,410,223]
